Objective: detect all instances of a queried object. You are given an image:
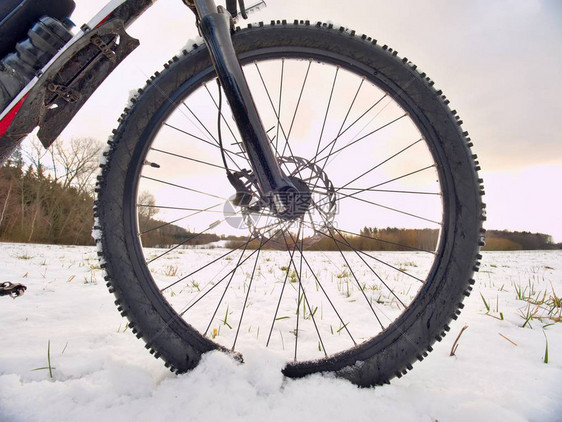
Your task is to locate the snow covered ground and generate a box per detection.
[1,243,561,422]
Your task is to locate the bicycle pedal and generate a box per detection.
[0,282,27,299]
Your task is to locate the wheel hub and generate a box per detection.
[230,156,337,248]
[271,176,312,221]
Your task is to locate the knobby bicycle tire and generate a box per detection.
[95,21,485,387]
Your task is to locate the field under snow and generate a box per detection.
[1,242,561,421]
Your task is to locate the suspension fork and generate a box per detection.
[192,0,295,208]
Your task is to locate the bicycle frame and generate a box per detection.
[0,0,293,205]
[0,0,151,157]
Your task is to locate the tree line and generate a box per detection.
[0,138,219,247]
[0,138,101,245]
[138,201,220,248]
[304,227,440,252]
[1,139,559,250]
[224,226,560,251]
[481,230,558,251]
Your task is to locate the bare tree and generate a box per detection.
[138,190,158,220]
[0,136,103,244]
[25,136,50,178]
[51,137,103,194]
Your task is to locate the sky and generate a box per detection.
[60,0,562,241]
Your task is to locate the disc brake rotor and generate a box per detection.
[233,156,337,248]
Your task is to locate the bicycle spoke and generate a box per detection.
[284,227,329,359]
[232,237,264,351]
[203,240,251,336]
[336,187,440,196]
[182,103,244,172]
[137,204,223,213]
[150,147,224,170]
[285,60,311,145]
[300,218,427,284]
[164,244,250,294]
[329,192,441,225]
[324,226,385,330]
[175,203,288,316]
[335,138,424,193]
[322,222,411,308]
[314,113,408,166]
[310,160,440,226]
[314,66,339,158]
[163,122,244,165]
[139,202,223,235]
[285,220,328,361]
[203,83,243,149]
[309,76,365,194]
[275,59,284,151]
[253,62,303,177]
[344,164,438,196]
[178,239,261,315]
[140,175,227,200]
[310,92,388,166]
[265,229,301,347]
[284,230,357,347]
[333,227,437,254]
[148,216,235,266]
[253,62,288,156]
[294,227,302,361]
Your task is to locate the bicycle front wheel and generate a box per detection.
[95,21,485,386]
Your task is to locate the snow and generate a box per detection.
[179,36,205,55]
[1,243,561,421]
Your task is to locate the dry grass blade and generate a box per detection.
[498,333,517,346]
[450,325,469,356]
